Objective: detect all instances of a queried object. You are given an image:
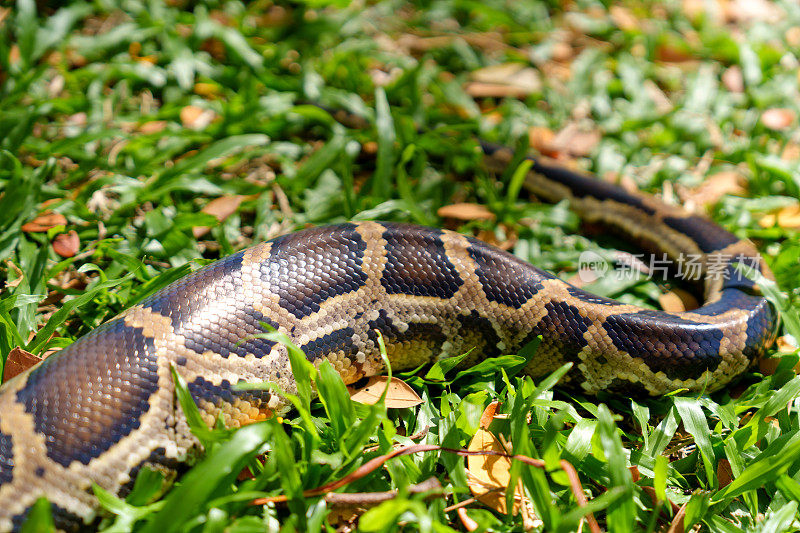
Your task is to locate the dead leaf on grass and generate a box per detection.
[680,170,746,207]
[180,105,218,130]
[348,376,423,408]
[655,43,694,63]
[467,428,527,516]
[528,126,557,156]
[609,5,640,31]
[457,507,479,531]
[761,108,796,131]
[139,120,168,134]
[437,203,495,221]
[53,230,80,258]
[193,195,247,238]
[549,123,601,157]
[22,212,67,233]
[659,289,699,313]
[3,347,41,381]
[722,66,745,93]
[4,261,24,289]
[465,63,541,98]
[759,204,800,229]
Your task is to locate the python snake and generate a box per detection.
[0,142,777,531]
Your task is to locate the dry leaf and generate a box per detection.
[22,212,67,232]
[528,126,557,155]
[722,66,744,93]
[464,82,527,99]
[787,27,800,47]
[193,195,246,238]
[139,120,168,134]
[725,0,784,23]
[659,291,686,313]
[673,287,699,311]
[549,123,601,157]
[4,261,23,289]
[437,203,495,221]
[467,428,520,514]
[609,5,639,31]
[759,349,800,376]
[681,170,746,207]
[782,142,800,161]
[717,459,734,487]
[682,0,721,22]
[479,401,501,429]
[659,288,699,313]
[457,508,479,532]
[3,347,41,381]
[348,376,423,408]
[759,356,780,376]
[8,44,20,66]
[466,64,541,98]
[550,41,574,63]
[643,80,673,114]
[476,227,517,251]
[194,82,220,97]
[761,108,796,131]
[655,43,694,63]
[52,230,80,258]
[759,204,800,229]
[777,335,799,353]
[180,105,217,130]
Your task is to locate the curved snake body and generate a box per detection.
[0,145,776,530]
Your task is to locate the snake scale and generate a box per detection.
[0,141,777,531]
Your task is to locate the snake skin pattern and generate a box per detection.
[0,144,776,531]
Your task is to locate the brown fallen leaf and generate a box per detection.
[437,203,495,221]
[717,458,734,488]
[549,122,601,157]
[139,120,168,134]
[8,44,20,66]
[53,230,80,258]
[466,63,541,98]
[194,82,220,97]
[193,195,247,238]
[528,126,557,156]
[4,261,24,289]
[659,291,687,313]
[759,204,800,229]
[782,142,800,161]
[722,66,745,93]
[777,335,799,353]
[761,108,796,131]
[464,82,530,99]
[3,347,41,381]
[609,5,639,31]
[680,170,746,207]
[348,376,423,408]
[479,400,501,429]
[180,105,217,130]
[758,348,800,376]
[466,428,522,515]
[655,43,694,63]
[476,226,517,251]
[725,0,784,23]
[22,212,67,233]
[457,507,479,532]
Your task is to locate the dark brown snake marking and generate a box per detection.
[0,145,776,531]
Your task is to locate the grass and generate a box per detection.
[2,0,800,531]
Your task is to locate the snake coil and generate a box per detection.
[0,143,776,531]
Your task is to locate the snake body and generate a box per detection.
[0,145,776,531]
